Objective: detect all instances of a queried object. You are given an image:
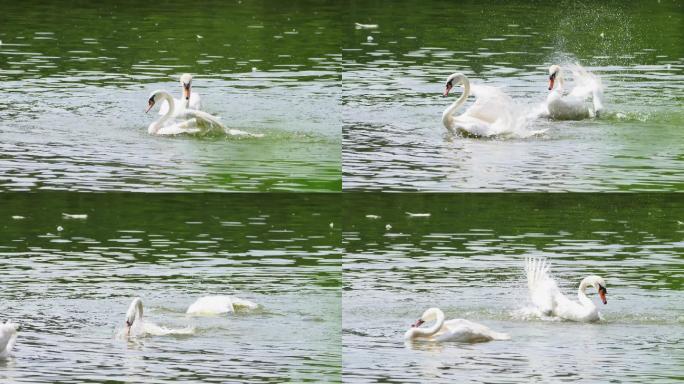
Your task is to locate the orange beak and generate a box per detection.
[411,319,425,328]
[598,287,607,304]
[548,74,556,91]
[183,83,191,101]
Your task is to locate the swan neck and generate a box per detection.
[151,92,174,133]
[414,309,445,338]
[578,277,595,307]
[442,77,470,129]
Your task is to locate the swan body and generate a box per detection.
[525,257,608,322]
[159,73,202,116]
[441,73,518,137]
[122,297,194,338]
[404,308,509,343]
[0,321,18,359]
[146,90,263,137]
[146,90,226,135]
[186,295,258,315]
[546,65,604,120]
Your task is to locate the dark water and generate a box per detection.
[342,0,684,191]
[0,194,341,382]
[0,0,341,192]
[343,194,684,383]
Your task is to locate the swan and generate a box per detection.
[441,73,518,137]
[546,64,604,120]
[0,321,18,359]
[146,90,264,137]
[404,307,510,343]
[159,73,202,116]
[525,257,607,322]
[186,295,258,316]
[146,90,225,135]
[122,297,194,338]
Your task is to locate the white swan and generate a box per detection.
[121,297,194,338]
[159,73,202,116]
[546,64,604,120]
[404,307,510,343]
[146,90,264,137]
[525,257,607,322]
[0,321,19,359]
[146,90,224,135]
[186,295,258,316]
[442,73,518,137]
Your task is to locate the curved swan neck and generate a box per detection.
[578,277,597,307]
[150,91,175,134]
[442,76,470,128]
[127,297,144,322]
[413,308,445,338]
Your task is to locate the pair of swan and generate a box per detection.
[123,295,257,338]
[442,64,604,136]
[146,74,263,137]
[405,257,608,344]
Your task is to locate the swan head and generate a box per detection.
[180,73,193,101]
[410,307,443,328]
[145,90,162,113]
[444,73,466,97]
[125,297,143,334]
[548,65,561,90]
[582,275,608,304]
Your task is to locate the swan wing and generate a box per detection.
[525,257,562,315]
[187,295,235,315]
[464,85,515,123]
[186,295,257,315]
[183,109,226,131]
[438,319,509,342]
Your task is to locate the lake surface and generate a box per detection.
[0,1,340,192]
[343,194,684,383]
[0,194,341,382]
[343,0,684,191]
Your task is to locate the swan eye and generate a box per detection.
[549,73,556,81]
[148,97,155,105]
[598,285,606,294]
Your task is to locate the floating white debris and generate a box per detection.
[600,32,604,38]
[57,226,64,232]
[367,36,373,42]
[252,67,257,72]
[196,34,203,39]
[329,222,334,229]
[62,213,88,219]
[385,224,392,230]
[355,23,378,29]
[406,212,431,217]
[11,215,24,220]
[365,214,380,219]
